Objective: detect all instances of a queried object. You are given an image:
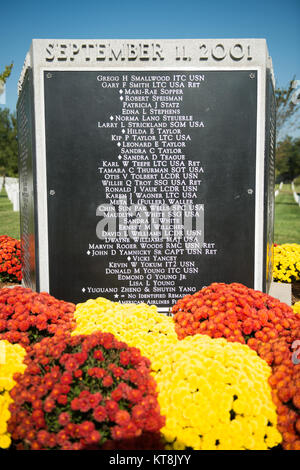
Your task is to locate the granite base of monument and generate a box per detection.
[269,281,292,306]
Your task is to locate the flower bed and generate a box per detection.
[72,297,281,450]
[1,284,299,450]
[7,331,165,450]
[0,286,76,349]
[172,282,300,450]
[0,236,22,284]
[0,340,27,449]
[273,243,300,283]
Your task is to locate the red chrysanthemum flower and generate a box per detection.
[7,331,165,450]
[0,286,76,349]
[256,327,300,450]
[172,282,299,350]
[93,405,107,423]
[0,235,22,283]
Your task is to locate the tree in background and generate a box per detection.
[0,108,18,177]
[0,63,13,85]
[0,63,18,178]
[275,77,300,141]
[275,78,300,182]
[275,136,300,182]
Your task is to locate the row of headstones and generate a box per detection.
[0,177,20,212]
[274,181,283,198]
[291,181,300,207]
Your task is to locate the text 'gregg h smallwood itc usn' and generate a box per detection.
[17,39,276,310]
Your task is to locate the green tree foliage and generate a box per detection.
[0,63,18,177]
[274,78,300,182]
[0,62,13,84]
[275,136,300,182]
[275,77,300,140]
[0,108,18,176]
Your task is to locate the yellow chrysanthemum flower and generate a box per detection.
[273,243,300,283]
[0,341,27,449]
[154,335,281,450]
[292,301,300,314]
[72,297,178,361]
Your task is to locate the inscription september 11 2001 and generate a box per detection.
[45,42,253,63]
[44,70,257,307]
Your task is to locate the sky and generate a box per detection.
[0,0,299,133]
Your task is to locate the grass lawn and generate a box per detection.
[0,187,20,239]
[274,184,300,244]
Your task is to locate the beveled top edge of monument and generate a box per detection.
[27,38,270,69]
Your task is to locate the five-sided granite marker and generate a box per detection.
[17,39,276,310]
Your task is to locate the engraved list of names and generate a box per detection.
[44,70,257,306]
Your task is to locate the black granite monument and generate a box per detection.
[17,39,275,311]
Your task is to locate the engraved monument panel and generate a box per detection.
[44,70,257,306]
[17,39,275,309]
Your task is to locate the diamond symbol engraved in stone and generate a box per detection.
[87,250,91,255]
[122,129,125,134]
[120,96,123,101]
[119,89,123,94]
[110,116,114,120]
[127,256,131,261]
[82,288,86,293]
[118,155,122,160]
[117,142,121,147]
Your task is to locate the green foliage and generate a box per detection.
[275,136,300,182]
[0,63,18,177]
[294,175,300,192]
[0,62,13,84]
[0,108,18,176]
[274,78,300,183]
